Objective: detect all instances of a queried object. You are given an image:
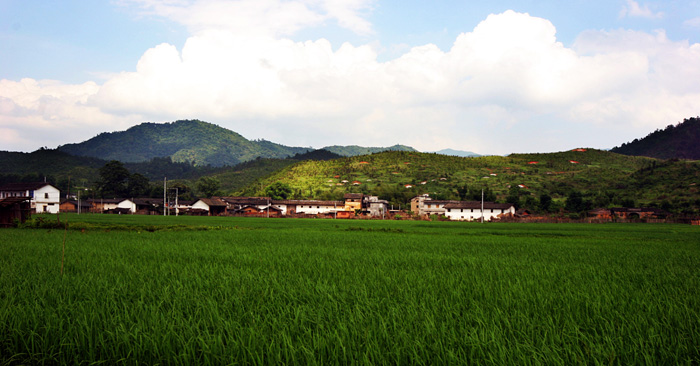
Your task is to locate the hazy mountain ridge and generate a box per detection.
[611,117,700,160]
[321,144,417,156]
[428,148,481,157]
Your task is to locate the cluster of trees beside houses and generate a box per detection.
[2,153,698,223]
[3,117,699,220]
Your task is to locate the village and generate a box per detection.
[0,181,680,227]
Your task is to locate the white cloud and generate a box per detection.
[0,78,140,150]
[2,8,699,154]
[683,16,700,29]
[116,0,375,36]
[619,0,664,19]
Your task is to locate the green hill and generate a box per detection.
[0,148,106,188]
[611,117,700,160]
[236,149,700,215]
[58,120,312,166]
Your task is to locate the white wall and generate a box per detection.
[295,204,341,215]
[191,200,210,213]
[33,185,61,214]
[117,199,136,214]
[445,206,515,221]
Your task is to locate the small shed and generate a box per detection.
[0,197,31,227]
[59,199,92,213]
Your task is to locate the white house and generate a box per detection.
[218,197,271,213]
[117,199,136,214]
[443,201,515,221]
[191,198,228,216]
[0,182,60,213]
[274,200,344,215]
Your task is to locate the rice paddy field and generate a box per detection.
[1,214,699,365]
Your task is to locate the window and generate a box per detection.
[45,193,49,199]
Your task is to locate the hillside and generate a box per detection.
[321,144,417,156]
[0,149,106,188]
[611,117,700,160]
[236,149,700,215]
[0,147,344,199]
[58,120,312,166]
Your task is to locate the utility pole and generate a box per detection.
[175,188,179,217]
[163,177,167,216]
[481,189,484,224]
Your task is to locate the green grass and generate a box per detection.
[2,214,699,365]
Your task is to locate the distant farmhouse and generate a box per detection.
[411,194,515,221]
[0,182,60,214]
[186,194,390,218]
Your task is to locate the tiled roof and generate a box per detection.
[0,197,31,208]
[218,196,271,205]
[87,198,124,204]
[198,198,228,207]
[0,182,54,191]
[273,200,344,206]
[423,200,460,205]
[444,201,514,210]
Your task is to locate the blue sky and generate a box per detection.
[1,0,699,154]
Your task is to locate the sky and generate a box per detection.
[1,0,699,155]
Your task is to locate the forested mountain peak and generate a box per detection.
[58,120,310,167]
[611,117,700,160]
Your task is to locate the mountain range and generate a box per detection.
[56,120,481,166]
[57,120,311,167]
[2,116,698,215]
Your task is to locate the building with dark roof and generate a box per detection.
[443,201,515,221]
[0,182,60,213]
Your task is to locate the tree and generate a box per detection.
[127,173,151,197]
[196,177,221,198]
[506,187,522,209]
[98,160,130,197]
[169,181,194,201]
[457,185,469,200]
[264,182,292,200]
[538,193,553,213]
[565,190,588,213]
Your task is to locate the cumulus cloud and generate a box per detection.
[0,78,139,150]
[619,0,664,19]
[2,6,699,154]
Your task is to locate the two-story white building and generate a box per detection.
[410,194,460,217]
[273,200,344,215]
[0,182,61,213]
